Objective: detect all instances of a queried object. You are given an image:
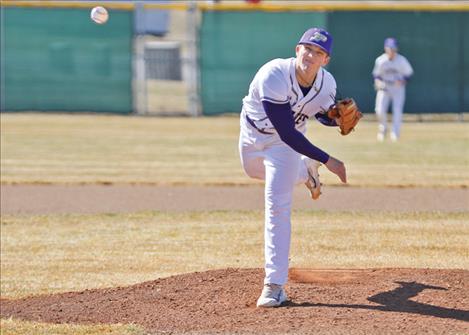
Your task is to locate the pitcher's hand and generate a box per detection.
[325,156,347,183]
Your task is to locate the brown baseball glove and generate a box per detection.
[327,98,363,135]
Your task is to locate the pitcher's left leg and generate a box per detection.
[263,144,301,286]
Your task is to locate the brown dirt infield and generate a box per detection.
[2,184,468,214]
[1,184,468,334]
[1,268,468,334]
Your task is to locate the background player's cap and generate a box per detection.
[384,37,398,49]
[298,27,333,55]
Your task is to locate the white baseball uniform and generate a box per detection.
[239,57,336,285]
[373,53,413,139]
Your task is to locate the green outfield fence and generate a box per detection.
[1,3,133,113]
[1,1,468,115]
[199,3,469,115]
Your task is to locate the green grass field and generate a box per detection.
[1,113,468,186]
[1,113,468,335]
[2,211,468,299]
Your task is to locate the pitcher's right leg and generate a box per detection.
[302,157,322,200]
[239,127,265,180]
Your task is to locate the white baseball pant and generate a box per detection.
[375,85,406,138]
[239,117,310,285]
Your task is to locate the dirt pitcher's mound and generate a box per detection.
[1,268,468,334]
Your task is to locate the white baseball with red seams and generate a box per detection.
[90,6,109,24]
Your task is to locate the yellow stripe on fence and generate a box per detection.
[1,1,133,10]
[2,1,469,12]
[196,2,469,12]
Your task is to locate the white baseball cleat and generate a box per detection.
[256,283,287,308]
[377,132,385,142]
[390,132,398,142]
[304,159,322,200]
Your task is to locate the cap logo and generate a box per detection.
[310,32,327,43]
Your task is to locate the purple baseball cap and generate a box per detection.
[298,27,333,55]
[384,37,398,49]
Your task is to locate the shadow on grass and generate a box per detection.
[285,281,469,322]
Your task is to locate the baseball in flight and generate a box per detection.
[90,6,109,24]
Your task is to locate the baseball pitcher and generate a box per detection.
[239,27,362,307]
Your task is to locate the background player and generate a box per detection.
[373,37,413,142]
[239,27,348,307]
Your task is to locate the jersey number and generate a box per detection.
[292,111,309,124]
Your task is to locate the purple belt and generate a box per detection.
[245,114,274,135]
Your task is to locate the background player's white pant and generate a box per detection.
[375,86,406,138]
[239,117,309,285]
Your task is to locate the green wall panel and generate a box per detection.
[3,7,133,113]
[200,11,326,115]
[328,11,468,114]
[200,10,468,115]
[462,12,469,111]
